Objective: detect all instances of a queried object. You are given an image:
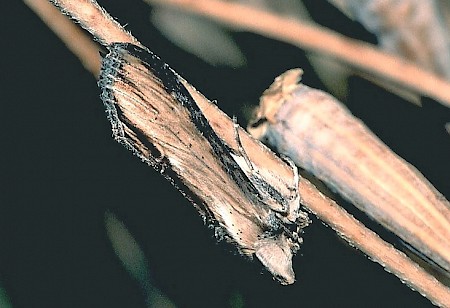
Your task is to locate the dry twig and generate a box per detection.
[23,0,101,75]
[145,0,450,108]
[327,0,450,79]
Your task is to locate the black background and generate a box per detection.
[1,1,449,307]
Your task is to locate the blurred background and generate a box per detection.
[1,0,449,307]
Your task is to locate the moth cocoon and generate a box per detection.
[98,44,310,285]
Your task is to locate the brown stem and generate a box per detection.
[145,0,450,108]
[24,0,101,75]
[50,0,141,48]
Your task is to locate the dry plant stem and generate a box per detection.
[299,179,450,307]
[189,81,450,306]
[328,0,450,79]
[41,0,450,304]
[24,0,101,75]
[50,0,141,48]
[145,0,450,108]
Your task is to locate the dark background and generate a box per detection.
[1,0,449,307]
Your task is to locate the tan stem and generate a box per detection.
[145,0,450,108]
[24,0,101,75]
[50,0,141,48]
[299,179,450,306]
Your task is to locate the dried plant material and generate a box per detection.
[149,0,309,67]
[148,0,351,99]
[151,7,246,67]
[99,43,309,284]
[298,178,450,307]
[249,69,450,275]
[50,0,141,48]
[246,0,352,101]
[327,0,450,79]
[39,0,450,303]
[238,0,309,19]
[24,0,101,75]
[146,0,450,108]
